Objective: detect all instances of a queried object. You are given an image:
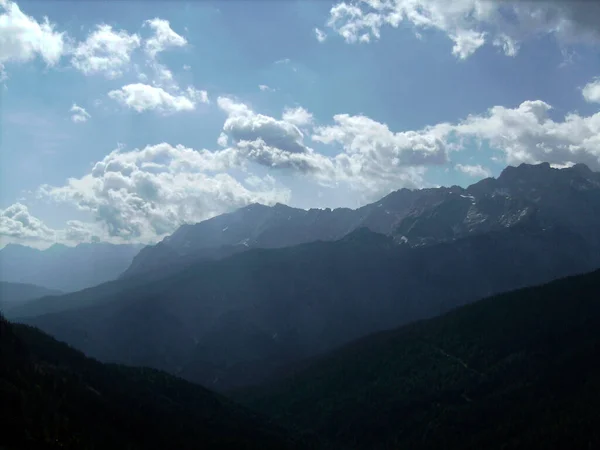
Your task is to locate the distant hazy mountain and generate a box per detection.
[120,187,435,278]
[0,314,306,450]
[14,162,600,391]
[18,222,600,391]
[123,162,600,278]
[0,242,144,292]
[0,281,62,315]
[234,268,600,450]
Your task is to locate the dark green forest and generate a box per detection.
[233,268,600,450]
[0,314,307,450]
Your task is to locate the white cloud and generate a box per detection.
[0,203,102,247]
[218,97,309,154]
[323,0,600,59]
[0,0,66,69]
[582,78,600,103]
[143,18,187,59]
[313,113,450,166]
[455,163,491,178]
[452,100,600,169]
[38,143,290,242]
[70,103,91,123]
[315,27,327,42]
[0,203,55,242]
[108,83,208,114]
[282,106,314,127]
[71,24,140,78]
[215,99,431,195]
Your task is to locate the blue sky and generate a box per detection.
[2,0,600,247]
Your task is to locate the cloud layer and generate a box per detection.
[32,85,600,245]
[38,143,290,242]
[322,0,600,59]
[4,0,600,248]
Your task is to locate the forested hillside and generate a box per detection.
[0,314,307,450]
[234,269,600,450]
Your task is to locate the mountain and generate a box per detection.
[233,268,600,450]
[394,162,600,246]
[120,192,427,278]
[0,242,144,292]
[0,313,308,450]
[122,162,600,277]
[16,220,600,391]
[0,281,62,315]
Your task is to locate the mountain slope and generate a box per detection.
[0,314,307,450]
[0,282,62,315]
[121,191,425,278]
[17,222,600,391]
[122,163,600,278]
[233,269,600,450]
[0,242,144,292]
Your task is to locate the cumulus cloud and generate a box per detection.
[218,97,309,154]
[323,0,600,59]
[0,0,66,70]
[311,96,600,183]
[313,113,451,166]
[282,106,313,127]
[0,203,55,242]
[70,103,91,123]
[216,99,432,195]
[453,100,600,169]
[71,24,141,78]
[0,1,197,93]
[143,18,187,59]
[582,78,600,104]
[0,203,102,247]
[108,83,208,114]
[38,143,290,242]
[455,163,491,178]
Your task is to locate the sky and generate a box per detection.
[2,0,600,248]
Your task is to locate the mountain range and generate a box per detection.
[12,163,600,391]
[122,162,600,277]
[0,242,144,292]
[4,162,600,449]
[4,266,600,449]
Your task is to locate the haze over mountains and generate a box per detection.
[0,314,306,450]
[0,282,62,316]
[11,163,600,391]
[0,242,143,292]
[4,162,600,449]
[6,0,600,446]
[4,258,600,449]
